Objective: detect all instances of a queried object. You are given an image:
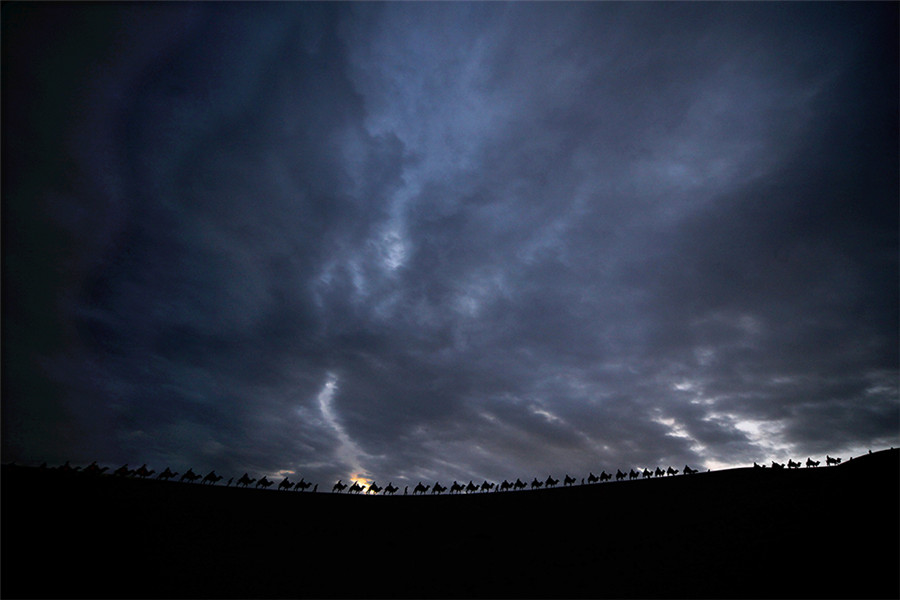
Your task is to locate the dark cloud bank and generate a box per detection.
[3,2,897,487]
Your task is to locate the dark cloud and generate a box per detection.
[3,2,897,485]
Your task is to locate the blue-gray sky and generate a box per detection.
[3,2,897,487]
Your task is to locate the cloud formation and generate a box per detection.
[3,2,897,485]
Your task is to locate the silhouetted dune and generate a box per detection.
[3,449,898,598]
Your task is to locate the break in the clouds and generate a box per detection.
[3,2,897,485]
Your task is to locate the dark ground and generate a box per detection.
[2,449,898,598]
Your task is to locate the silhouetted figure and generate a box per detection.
[432,482,447,494]
[58,461,81,473]
[683,465,698,475]
[806,458,820,468]
[545,476,559,487]
[753,462,765,469]
[404,486,409,495]
[294,478,312,491]
[771,461,784,470]
[465,481,479,494]
[312,484,318,493]
[114,464,134,477]
[787,460,801,469]
[666,467,679,476]
[413,482,429,495]
[587,472,600,484]
[450,481,465,494]
[83,462,109,476]
[134,464,155,479]
[201,470,222,485]
[367,482,383,495]
[332,480,347,493]
[599,471,612,482]
[499,480,513,492]
[278,477,293,491]
[826,455,842,466]
[157,467,179,481]
[481,481,495,492]
[513,478,527,490]
[348,481,365,494]
[385,483,399,495]
[642,469,652,479]
[531,478,544,490]
[563,474,577,486]
[654,467,665,477]
[616,469,627,481]
[237,473,256,487]
[256,476,274,489]
[180,468,202,483]
[629,469,639,480]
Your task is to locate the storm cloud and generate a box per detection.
[3,2,897,486]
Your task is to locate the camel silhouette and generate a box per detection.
[629,469,640,480]
[563,475,577,486]
[599,471,612,482]
[545,476,559,487]
[348,481,366,494]
[432,482,447,495]
[587,472,600,484]
[513,478,528,490]
[616,469,627,481]
[413,482,430,495]
[787,460,801,469]
[666,467,679,476]
[278,477,293,491]
[134,464,155,479]
[642,469,652,479]
[180,469,202,483]
[114,464,134,477]
[683,465,698,475]
[294,479,312,492]
[753,462,765,469]
[367,482,383,495]
[58,461,81,473]
[237,473,256,487]
[499,480,513,492]
[530,478,544,490]
[771,461,784,469]
[332,480,347,493]
[384,483,399,495]
[201,471,222,485]
[156,467,179,481]
[256,476,274,489]
[826,455,842,466]
[449,481,465,494]
[481,481,495,492]
[465,481,479,494]
[806,458,820,468]
[83,462,109,476]
[654,467,665,477]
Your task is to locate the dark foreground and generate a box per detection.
[3,449,898,599]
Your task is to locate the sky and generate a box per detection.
[3,2,898,489]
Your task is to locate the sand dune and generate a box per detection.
[3,449,897,598]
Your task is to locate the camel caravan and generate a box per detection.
[26,451,857,496]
